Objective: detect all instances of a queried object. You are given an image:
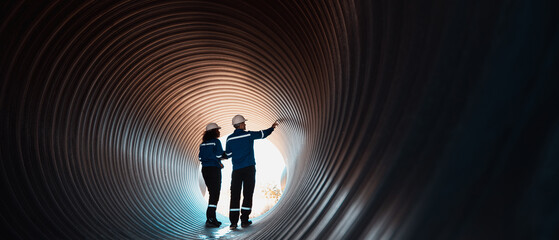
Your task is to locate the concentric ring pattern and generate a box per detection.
[1,1,558,239]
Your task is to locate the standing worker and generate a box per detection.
[199,123,227,227]
[225,115,278,229]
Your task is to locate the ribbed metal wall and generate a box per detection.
[1,1,557,239]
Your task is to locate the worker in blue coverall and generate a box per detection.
[225,115,278,229]
[199,123,227,227]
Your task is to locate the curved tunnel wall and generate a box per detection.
[1,1,558,239]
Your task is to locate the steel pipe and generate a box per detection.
[1,1,557,239]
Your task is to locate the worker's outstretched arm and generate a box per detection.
[250,121,279,139]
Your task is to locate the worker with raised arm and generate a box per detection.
[225,115,278,229]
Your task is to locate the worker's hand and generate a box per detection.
[272,121,279,128]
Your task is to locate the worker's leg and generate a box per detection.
[240,166,256,224]
[203,167,221,226]
[229,169,242,227]
[202,167,220,222]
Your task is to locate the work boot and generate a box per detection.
[205,205,222,227]
[229,210,239,229]
[241,220,252,227]
[205,218,221,228]
[213,218,222,227]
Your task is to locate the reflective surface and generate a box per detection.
[1,1,558,239]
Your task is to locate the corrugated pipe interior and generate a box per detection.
[1,1,558,239]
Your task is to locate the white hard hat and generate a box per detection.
[205,123,221,131]
[232,115,247,125]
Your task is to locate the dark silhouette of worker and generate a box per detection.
[199,123,227,227]
[225,115,278,229]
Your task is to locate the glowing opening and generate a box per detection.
[201,137,286,218]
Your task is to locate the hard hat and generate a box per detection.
[205,123,221,131]
[232,115,247,125]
